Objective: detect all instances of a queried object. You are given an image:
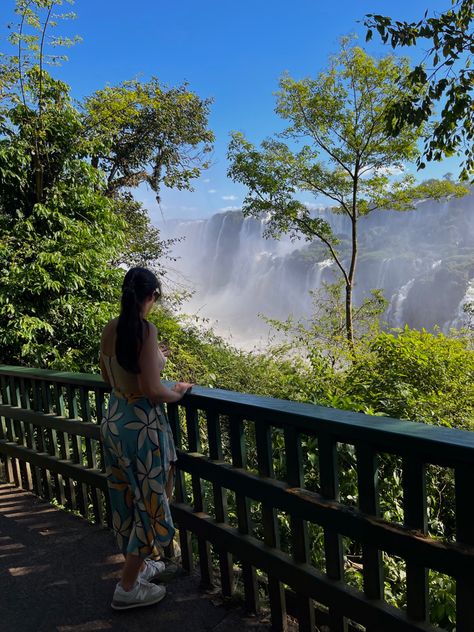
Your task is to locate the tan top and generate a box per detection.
[100,318,166,396]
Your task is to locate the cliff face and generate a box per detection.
[160,191,474,342]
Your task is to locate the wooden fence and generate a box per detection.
[1,365,473,632]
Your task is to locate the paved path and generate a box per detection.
[0,482,272,632]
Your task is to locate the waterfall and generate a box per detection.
[387,279,416,328]
[449,279,474,330]
[158,194,474,347]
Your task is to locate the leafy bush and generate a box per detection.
[345,327,474,429]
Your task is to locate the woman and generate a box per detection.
[99,267,192,611]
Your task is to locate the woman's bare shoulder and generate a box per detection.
[100,318,119,348]
[142,320,158,343]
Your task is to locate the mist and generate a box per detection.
[159,192,474,348]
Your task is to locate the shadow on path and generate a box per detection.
[0,482,271,632]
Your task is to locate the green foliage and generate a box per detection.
[228,40,467,345]
[149,308,320,402]
[0,134,125,369]
[264,280,388,374]
[365,1,474,180]
[111,193,177,275]
[345,327,474,429]
[0,0,213,370]
[84,78,214,202]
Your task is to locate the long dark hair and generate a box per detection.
[116,267,161,374]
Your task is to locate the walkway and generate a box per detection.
[0,483,272,632]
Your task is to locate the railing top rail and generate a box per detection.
[1,364,473,463]
[0,365,105,388]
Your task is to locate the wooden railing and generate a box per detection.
[0,365,473,632]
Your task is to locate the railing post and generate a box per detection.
[1,366,474,632]
[66,384,87,517]
[319,434,347,632]
[19,378,39,493]
[403,457,428,623]
[207,410,234,599]
[0,376,19,486]
[230,415,260,614]
[455,463,474,632]
[256,421,287,632]
[168,402,193,572]
[356,443,383,632]
[284,425,315,632]
[186,404,213,587]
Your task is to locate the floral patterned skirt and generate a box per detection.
[100,390,177,558]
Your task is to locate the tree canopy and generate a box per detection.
[365,1,474,180]
[84,79,214,203]
[0,0,214,369]
[228,42,467,345]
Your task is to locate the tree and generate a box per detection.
[83,79,214,203]
[0,64,124,368]
[228,42,467,346]
[0,0,213,369]
[111,192,178,275]
[365,1,474,180]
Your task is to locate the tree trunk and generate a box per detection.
[346,172,359,348]
[345,281,354,346]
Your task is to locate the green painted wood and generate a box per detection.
[32,379,53,500]
[1,364,473,631]
[185,405,212,587]
[356,444,383,632]
[206,410,233,599]
[0,440,107,489]
[284,425,315,632]
[455,463,474,632]
[9,376,30,490]
[256,421,287,632]
[41,379,66,506]
[167,402,193,572]
[319,434,348,632]
[0,389,13,484]
[53,382,75,511]
[2,366,474,466]
[9,376,30,489]
[79,386,103,524]
[172,504,439,632]
[0,366,108,389]
[229,415,259,614]
[19,378,37,493]
[176,450,474,579]
[66,384,88,517]
[1,376,20,487]
[403,458,428,623]
[0,405,101,438]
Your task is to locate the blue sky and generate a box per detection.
[0,0,461,222]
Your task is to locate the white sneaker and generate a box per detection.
[111,578,166,610]
[140,559,166,582]
[140,558,180,582]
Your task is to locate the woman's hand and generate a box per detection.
[171,382,193,397]
[158,341,171,357]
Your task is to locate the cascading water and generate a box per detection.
[449,279,474,330]
[159,193,474,347]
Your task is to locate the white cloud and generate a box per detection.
[202,178,211,183]
[219,205,241,212]
[304,202,326,212]
[361,164,405,179]
[222,195,238,201]
[208,189,217,194]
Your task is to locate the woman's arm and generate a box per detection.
[138,323,192,403]
[99,353,111,385]
[99,324,112,385]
